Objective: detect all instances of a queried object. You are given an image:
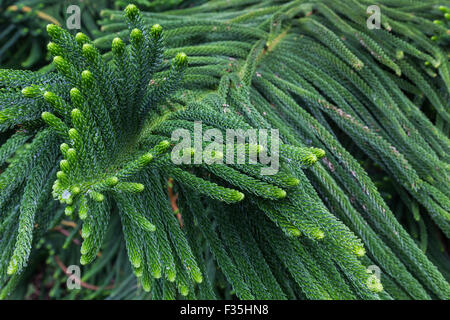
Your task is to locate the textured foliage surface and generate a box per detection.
[0,0,449,300]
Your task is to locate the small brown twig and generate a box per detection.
[53,255,114,291]
[6,5,61,25]
[52,226,81,246]
[168,178,183,228]
[60,220,78,228]
[52,225,103,257]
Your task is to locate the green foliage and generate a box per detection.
[0,0,118,69]
[0,1,449,300]
[115,0,205,12]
